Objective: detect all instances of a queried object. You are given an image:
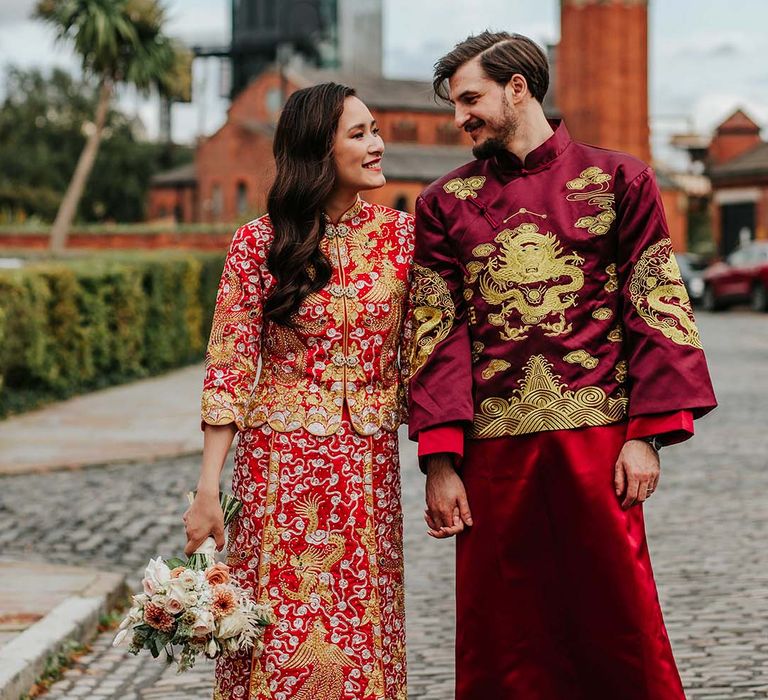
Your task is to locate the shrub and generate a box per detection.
[0,251,224,417]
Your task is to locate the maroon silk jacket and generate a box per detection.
[406,121,716,448]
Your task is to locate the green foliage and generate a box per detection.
[0,66,193,224]
[0,252,224,418]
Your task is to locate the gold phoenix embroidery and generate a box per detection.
[566,166,617,235]
[472,355,628,439]
[283,619,355,700]
[472,222,585,341]
[481,359,511,380]
[629,239,702,349]
[592,307,613,321]
[406,264,456,378]
[206,268,252,367]
[443,176,486,200]
[283,495,346,604]
[564,350,599,369]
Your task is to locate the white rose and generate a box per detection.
[191,609,215,637]
[216,610,248,640]
[169,579,198,608]
[178,569,198,590]
[143,557,171,595]
[164,596,184,615]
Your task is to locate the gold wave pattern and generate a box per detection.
[472,355,628,439]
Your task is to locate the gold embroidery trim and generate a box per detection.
[563,350,599,369]
[472,223,585,341]
[406,264,455,378]
[566,166,616,236]
[472,355,628,439]
[443,176,486,200]
[629,239,702,349]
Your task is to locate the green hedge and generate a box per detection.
[0,252,224,418]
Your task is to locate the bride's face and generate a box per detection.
[332,96,386,194]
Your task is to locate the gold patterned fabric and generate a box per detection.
[403,264,455,379]
[472,355,628,439]
[628,239,702,349]
[201,200,415,436]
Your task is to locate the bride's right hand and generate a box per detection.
[183,488,225,557]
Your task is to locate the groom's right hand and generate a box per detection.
[425,454,473,539]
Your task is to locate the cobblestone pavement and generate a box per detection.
[1,311,766,699]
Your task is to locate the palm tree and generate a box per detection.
[35,0,191,253]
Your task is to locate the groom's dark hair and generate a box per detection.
[433,31,549,104]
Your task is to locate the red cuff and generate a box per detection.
[627,410,694,446]
[418,424,465,458]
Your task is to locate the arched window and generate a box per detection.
[236,181,248,216]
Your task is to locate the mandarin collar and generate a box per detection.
[323,196,365,227]
[493,120,571,175]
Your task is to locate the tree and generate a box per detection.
[35,0,191,252]
[0,66,192,224]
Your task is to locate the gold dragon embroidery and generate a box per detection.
[565,166,617,235]
[471,222,585,341]
[629,239,702,349]
[405,264,455,378]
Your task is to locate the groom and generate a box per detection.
[406,31,716,699]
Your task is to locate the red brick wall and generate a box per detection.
[708,132,762,166]
[147,185,197,223]
[659,186,688,253]
[558,0,651,163]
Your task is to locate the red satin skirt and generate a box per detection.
[456,422,686,700]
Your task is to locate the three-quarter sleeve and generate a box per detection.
[616,168,716,419]
[201,224,264,430]
[405,195,474,446]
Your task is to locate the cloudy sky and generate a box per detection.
[1,0,766,167]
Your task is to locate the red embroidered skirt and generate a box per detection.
[214,415,406,700]
[456,422,686,700]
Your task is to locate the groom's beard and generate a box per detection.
[469,100,519,160]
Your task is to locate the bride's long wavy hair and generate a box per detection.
[264,82,355,325]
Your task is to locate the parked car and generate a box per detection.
[675,252,706,305]
[701,241,768,312]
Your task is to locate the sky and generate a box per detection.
[1,0,767,168]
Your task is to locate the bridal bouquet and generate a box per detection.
[113,493,274,672]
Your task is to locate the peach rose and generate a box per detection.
[170,566,185,579]
[205,562,231,586]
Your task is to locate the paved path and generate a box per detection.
[1,311,766,699]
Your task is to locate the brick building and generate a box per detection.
[149,0,689,249]
[707,109,768,256]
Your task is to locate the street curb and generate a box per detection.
[0,571,127,700]
[0,448,203,478]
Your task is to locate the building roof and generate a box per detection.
[288,67,453,114]
[150,162,197,186]
[381,143,472,182]
[709,141,768,181]
[715,108,761,135]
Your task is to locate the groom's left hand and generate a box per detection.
[614,439,660,509]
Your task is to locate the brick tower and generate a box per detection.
[557,0,651,163]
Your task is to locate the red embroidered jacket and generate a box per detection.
[201,199,415,436]
[406,121,716,457]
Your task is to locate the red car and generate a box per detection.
[701,241,768,312]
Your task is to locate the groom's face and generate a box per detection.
[448,56,518,159]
